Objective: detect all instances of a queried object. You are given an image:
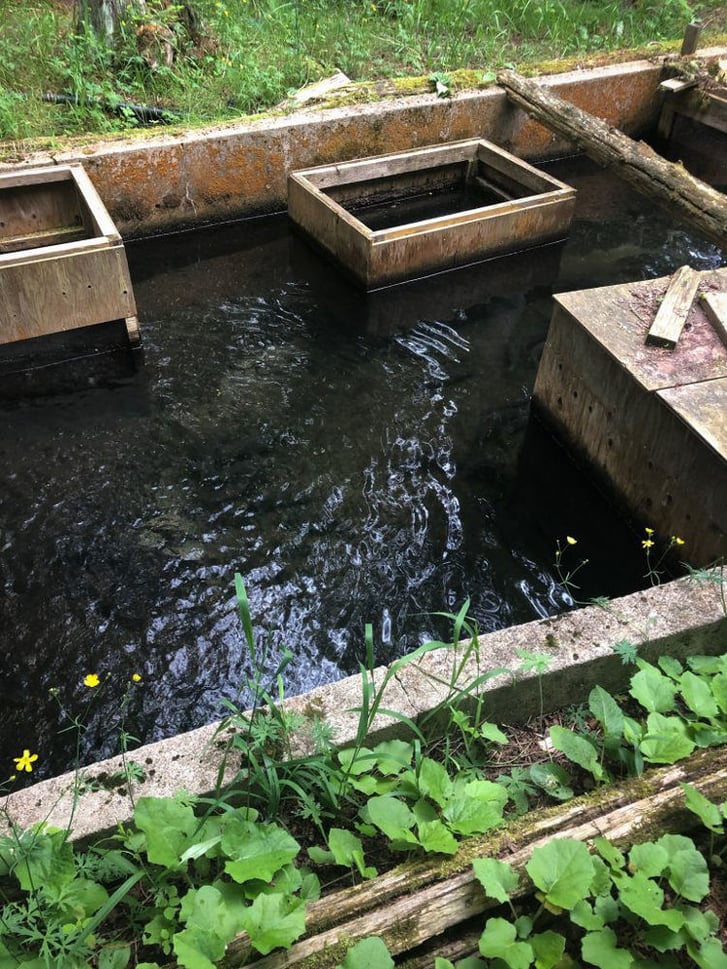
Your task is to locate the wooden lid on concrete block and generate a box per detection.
[554,266,727,392]
[658,377,727,463]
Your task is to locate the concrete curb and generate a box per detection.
[3,573,724,842]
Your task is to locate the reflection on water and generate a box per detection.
[0,158,724,778]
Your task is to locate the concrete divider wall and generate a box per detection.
[3,574,724,843]
[0,57,681,238]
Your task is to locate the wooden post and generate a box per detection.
[645,265,700,348]
[681,22,702,56]
[496,70,727,250]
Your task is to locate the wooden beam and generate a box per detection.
[680,22,702,56]
[211,747,727,969]
[496,70,727,250]
[702,291,727,349]
[645,265,701,348]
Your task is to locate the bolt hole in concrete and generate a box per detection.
[0,156,724,778]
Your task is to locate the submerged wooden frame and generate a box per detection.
[288,139,577,289]
[0,165,139,347]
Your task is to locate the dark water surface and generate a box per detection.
[0,157,724,778]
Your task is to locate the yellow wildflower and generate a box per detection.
[672,536,685,546]
[644,527,655,535]
[132,673,142,682]
[566,536,577,545]
[642,539,654,549]
[83,673,100,688]
[13,750,38,773]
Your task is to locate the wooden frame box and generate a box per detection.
[288,139,576,289]
[0,165,139,346]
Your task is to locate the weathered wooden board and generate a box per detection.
[497,70,727,249]
[658,376,727,463]
[288,138,576,289]
[645,265,701,348]
[702,291,727,349]
[219,747,727,969]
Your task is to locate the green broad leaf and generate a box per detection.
[623,714,644,746]
[531,930,566,969]
[14,828,75,896]
[180,882,246,941]
[594,893,620,924]
[514,915,533,939]
[434,960,456,969]
[640,713,695,764]
[56,876,109,922]
[473,857,520,903]
[689,656,727,675]
[337,936,394,969]
[630,663,677,713]
[479,722,508,745]
[658,834,709,902]
[613,871,684,930]
[180,834,223,863]
[134,796,198,869]
[443,779,507,836]
[687,937,727,969]
[478,917,534,969]
[679,671,719,719]
[549,725,606,781]
[529,762,573,801]
[338,746,376,775]
[328,828,376,877]
[307,845,334,865]
[222,820,300,885]
[658,656,683,679]
[241,892,306,955]
[453,959,486,969]
[98,948,131,969]
[300,871,321,902]
[526,839,595,910]
[372,739,414,774]
[642,924,689,951]
[416,819,459,856]
[417,757,453,808]
[681,782,725,833]
[710,673,727,714]
[629,842,668,878]
[589,685,625,738]
[681,902,719,942]
[690,723,727,748]
[136,963,162,969]
[571,899,605,931]
[366,796,418,844]
[581,927,634,969]
[173,925,222,969]
[589,856,612,897]
[593,837,625,872]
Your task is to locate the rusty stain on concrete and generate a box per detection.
[0,55,706,238]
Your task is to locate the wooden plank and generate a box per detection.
[0,244,137,344]
[701,291,727,349]
[669,88,727,136]
[0,166,74,190]
[680,22,702,55]
[658,376,727,463]
[0,236,111,270]
[659,77,698,93]
[70,164,122,241]
[220,748,727,969]
[0,225,87,255]
[645,265,701,349]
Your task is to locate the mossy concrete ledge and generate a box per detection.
[2,574,724,842]
[0,54,711,238]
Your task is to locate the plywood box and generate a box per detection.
[533,268,727,566]
[0,165,139,346]
[288,139,576,289]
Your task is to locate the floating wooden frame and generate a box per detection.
[0,164,139,347]
[288,139,577,289]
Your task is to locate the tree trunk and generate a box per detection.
[496,69,727,250]
[78,0,136,43]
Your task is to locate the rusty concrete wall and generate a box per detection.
[0,57,677,238]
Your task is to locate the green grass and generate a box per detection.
[1,0,726,142]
